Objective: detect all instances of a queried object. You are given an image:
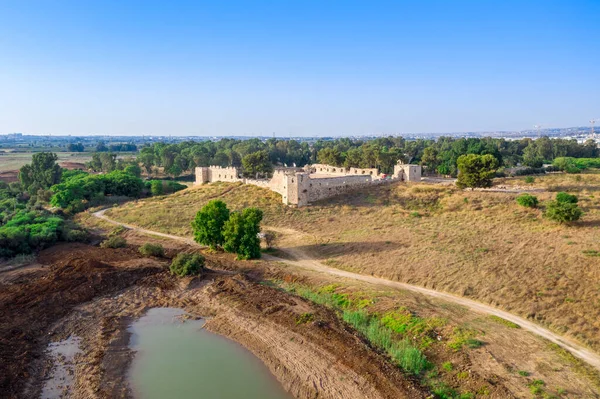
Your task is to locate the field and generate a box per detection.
[105,173,600,359]
[74,218,600,397]
[0,151,94,173]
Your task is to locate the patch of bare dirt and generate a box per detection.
[0,243,165,398]
[0,170,18,183]
[1,242,432,399]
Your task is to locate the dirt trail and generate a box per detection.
[92,209,600,373]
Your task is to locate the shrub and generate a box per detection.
[170,253,205,276]
[100,235,127,248]
[148,180,186,196]
[139,243,165,257]
[150,180,164,196]
[524,176,535,184]
[109,225,128,236]
[516,193,538,208]
[514,167,546,176]
[263,230,277,249]
[0,210,64,257]
[556,192,578,204]
[64,228,89,242]
[544,200,582,223]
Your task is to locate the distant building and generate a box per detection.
[195,160,421,207]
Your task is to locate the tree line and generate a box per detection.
[131,136,599,178]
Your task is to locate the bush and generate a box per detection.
[100,235,127,248]
[109,225,128,236]
[524,176,535,184]
[139,243,165,257]
[170,253,205,276]
[555,192,578,204]
[516,193,538,208]
[0,210,64,257]
[514,167,546,176]
[544,200,582,223]
[553,157,600,173]
[263,230,277,249]
[148,180,186,196]
[64,228,89,242]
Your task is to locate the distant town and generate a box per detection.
[1,125,598,149]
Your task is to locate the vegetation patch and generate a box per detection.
[100,235,127,249]
[170,253,205,277]
[515,193,538,208]
[447,327,484,351]
[296,312,314,325]
[488,315,520,329]
[138,243,165,257]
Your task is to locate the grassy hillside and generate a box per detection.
[105,174,600,353]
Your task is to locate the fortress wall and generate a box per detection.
[348,167,380,178]
[310,164,348,175]
[208,166,240,182]
[196,162,421,207]
[306,175,373,203]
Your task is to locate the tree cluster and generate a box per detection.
[134,136,599,179]
[191,200,263,260]
[50,170,144,212]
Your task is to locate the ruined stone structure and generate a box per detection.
[195,160,421,207]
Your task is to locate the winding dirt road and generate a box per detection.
[92,209,600,373]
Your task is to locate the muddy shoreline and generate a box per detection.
[1,243,428,399]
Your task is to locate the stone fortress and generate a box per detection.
[195,160,421,207]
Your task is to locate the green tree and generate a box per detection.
[522,143,544,168]
[124,163,142,178]
[212,151,230,167]
[96,141,108,152]
[223,207,263,260]
[317,147,343,166]
[67,143,85,152]
[138,149,156,174]
[544,200,582,223]
[191,200,231,249]
[242,150,273,178]
[100,152,117,172]
[19,152,62,192]
[456,154,499,189]
[420,147,440,172]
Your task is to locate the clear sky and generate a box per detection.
[1,0,598,136]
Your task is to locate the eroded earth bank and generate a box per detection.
[0,243,428,399]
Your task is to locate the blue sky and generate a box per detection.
[1,1,598,136]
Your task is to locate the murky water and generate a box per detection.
[41,335,81,399]
[127,308,292,399]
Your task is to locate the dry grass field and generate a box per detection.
[78,215,600,397]
[0,152,93,172]
[105,173,600,355]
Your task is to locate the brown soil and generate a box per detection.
[0,244,164,398]
[0,170,18,183]
[0,242,430,399]
[58,161,86,170]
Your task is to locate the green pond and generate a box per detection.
[128,308,292,399]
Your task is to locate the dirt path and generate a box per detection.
[92,209,600,373]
